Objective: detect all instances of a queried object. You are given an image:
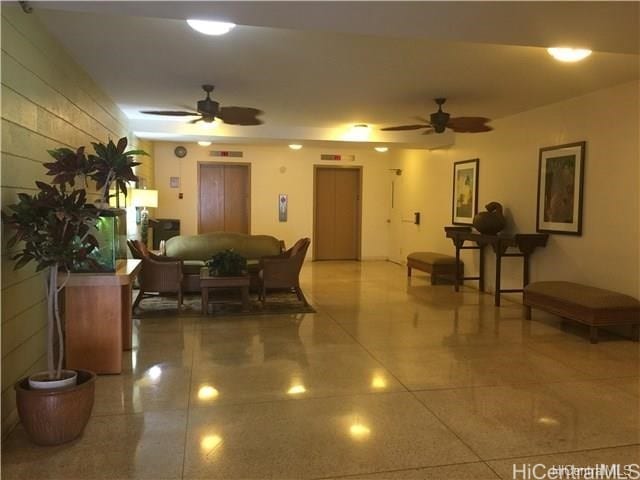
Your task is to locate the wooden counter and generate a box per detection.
[62,259,141,374]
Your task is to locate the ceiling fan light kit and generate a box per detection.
[547,47,592,62]
[187,19,236,36]
[141,84,263,126]
[381,98,493,135]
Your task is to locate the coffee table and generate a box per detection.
[200,269,250,314]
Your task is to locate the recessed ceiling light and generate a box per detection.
[374,147,388,153]
[344,124,371,141]
[187,19,236,36]
[197,141,212,147]
[547,47,592,62]
[288,144,303,150]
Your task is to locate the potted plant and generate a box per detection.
[2,137,146,445]
[206,249,247,276]
[89,137,147,208]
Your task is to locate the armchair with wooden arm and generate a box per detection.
[258,237,310,306]
[127,240,184,310]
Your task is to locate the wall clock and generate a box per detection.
[174,146,187,158]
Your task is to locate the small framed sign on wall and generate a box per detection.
[169,177,180,188]
[279,194,288,222]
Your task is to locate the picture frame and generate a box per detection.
[536,141,586,235]
[452,159,479,225]
[278,193,288,222]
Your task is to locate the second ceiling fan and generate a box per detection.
[382,98,492,134]
[141,84,263,125]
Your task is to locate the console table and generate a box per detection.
[444,227,548,306]
[62,259,141,374]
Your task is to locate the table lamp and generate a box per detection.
[132,188,158,247]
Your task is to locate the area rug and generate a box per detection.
[134,290,315,317]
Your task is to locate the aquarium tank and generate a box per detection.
[72,209,127,272]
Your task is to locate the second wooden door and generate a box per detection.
[199,163,250,233]
[314,167,361,260]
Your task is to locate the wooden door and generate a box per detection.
[314,167,361,260]
[198,164,250,233]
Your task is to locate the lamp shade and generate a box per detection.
[132,189,158,208]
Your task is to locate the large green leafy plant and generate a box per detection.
[89,137,147,206]
[2,137,146,380]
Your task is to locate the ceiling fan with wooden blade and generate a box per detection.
[141,84,263,126]
[381,98,492,134]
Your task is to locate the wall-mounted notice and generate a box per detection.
[169,177,180,188]
[279,194,288,222]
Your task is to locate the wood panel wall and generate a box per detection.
[0,7,146,436]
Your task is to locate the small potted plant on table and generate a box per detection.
[206,249,247,277]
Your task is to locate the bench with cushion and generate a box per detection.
[523,281,640,343]
[407,252,463,285]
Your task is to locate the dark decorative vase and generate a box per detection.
[473,202,506,235]
[15,369,96,446]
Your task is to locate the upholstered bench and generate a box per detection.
[523,281,640,344]
[407,252,463,285]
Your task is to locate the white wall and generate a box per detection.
[390,81,640,298]
[154,143,392,259]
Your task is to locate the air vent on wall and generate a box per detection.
[320,154,355,161]
[210,150,243,158]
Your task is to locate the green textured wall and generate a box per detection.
[0,6,139,436]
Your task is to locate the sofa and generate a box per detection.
[164,232,284,292]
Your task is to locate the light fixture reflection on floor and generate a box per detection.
[371,375,387,389]
[198,385,219,401]
[349,423,371,439]
[287,384,306,395]
[147,365,162,381]
[200,434,223,453]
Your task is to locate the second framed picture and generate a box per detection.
[452,159,479,225]
[536,141,586,235]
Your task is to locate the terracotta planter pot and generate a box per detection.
[14,369,96,446]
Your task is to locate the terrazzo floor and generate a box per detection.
[2,261,639,479]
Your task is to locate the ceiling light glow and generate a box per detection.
[547,47,592,62]
[187,19,236,36]
[198,141,212,147]
[344,124,371,141]
[374,147,388,153]
[288,144,303,150]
